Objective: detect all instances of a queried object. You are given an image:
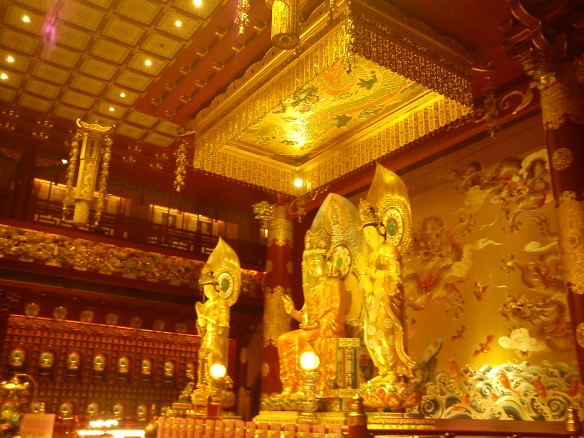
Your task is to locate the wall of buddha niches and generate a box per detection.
[353,114,579,420]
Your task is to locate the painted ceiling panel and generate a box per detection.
[142,33,184,60]
[60,0,104,32]
[70,74,107,96]
[25,77,61,99]
[115,0,162,25]
[53,104,86,121]
[102,17,145,46]
[91,39,131,64]
[116,122,146,139]
[19,94,52,112]
[79,58,118,81]
[55,24,92,51]
[115,70,152,91]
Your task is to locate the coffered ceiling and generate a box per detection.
[0,0,580,200]
[0,0,224,148]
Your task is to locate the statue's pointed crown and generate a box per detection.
[363,163,413,252]
[366,163,410,215]
[200,237,241,305]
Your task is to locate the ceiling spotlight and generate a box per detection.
[144,59,152,67]
[120,92,126,98]
[0,73,8,80]
[61,158,68,165]
[6,56,15,63]
[21,15,31,23]
[174,19,183,28]
[108,106,115,112]
[193,0,203,7]
[293,177,303,188]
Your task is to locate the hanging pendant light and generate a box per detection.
[269,0,299,49]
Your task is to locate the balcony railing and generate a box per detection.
[29,198,266,268]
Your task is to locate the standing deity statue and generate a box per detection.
[276,193,358,398]
[193,237,241,403]
[358,164,415,384]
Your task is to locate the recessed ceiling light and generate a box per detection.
[6,56,15,63]
[174,20,183,28]
[21,15,31,23]
[120,92,126,98]
[61,158,68,165]
[108,106,115,112]
[0,73,8,80]
[193,0,202,7]
[144,59,152,67]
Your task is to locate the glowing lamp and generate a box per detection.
[299,348,319,370]
[209,363,226,379]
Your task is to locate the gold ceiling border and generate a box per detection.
[198,94,469,195]
[348,0,473,108]
[190,0,474,194]
[304,94,470,190]
[351,20,473,108]
[200,145,298,194]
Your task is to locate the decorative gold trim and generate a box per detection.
[351,12,472,107]
[76,119,114,134]
[263,285,292,346]
[551,147,574,171]
[0,224,262,291]
[577,322,584,348]
[500,86,535,115]
[557,191,584,294]
[541,78,584,130]
[188,0,472,195]
[199,93,468,194]
[304,94,468,191]
[269,217,293,247]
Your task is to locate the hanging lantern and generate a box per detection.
[62,119,114,227]
[270,0,299,50]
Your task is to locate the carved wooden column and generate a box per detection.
[504,0,584,380]
[260,204,294,399]
[538,60,584,378]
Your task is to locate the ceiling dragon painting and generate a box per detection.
[235,56,428,166]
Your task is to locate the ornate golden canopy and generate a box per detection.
[188,0,474,195]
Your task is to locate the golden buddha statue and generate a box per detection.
[277,230,348,397]
[193,237,240,402]
[277,193,359,398]
[358,163,415,382]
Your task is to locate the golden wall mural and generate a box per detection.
[352,115,579,419]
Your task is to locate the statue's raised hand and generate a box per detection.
[281,294,295,315]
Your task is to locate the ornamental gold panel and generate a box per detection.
[188,0,473,195]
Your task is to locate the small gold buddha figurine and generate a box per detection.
[118,356,130,375]
[141,359,152,377]
[39,351,54,370]
[9,348,26,370]
[93,353,106,376]
[87,402,100,417]
[67,352,81,373]
[163,361,175,378]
